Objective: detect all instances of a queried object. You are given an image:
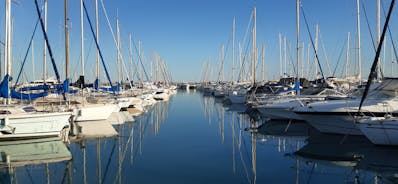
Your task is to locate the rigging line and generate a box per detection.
[237,37,252,82]
[319,32,332,76]
[14,17,39,86]
[34,0,66,100]
[300,5,326,81]
[216,37,231,82]
[127,35,142,84]
[23,166,36,184]
[381,2,398,67]
[332,38,347,77]
[358,0,395,112]
[132,39,150,82]
[101,138,118,183]
[99,0,133,89]
[241,11,254,54]
[82,0,115,94]
[287,41,298,77]
[361,1,377,52]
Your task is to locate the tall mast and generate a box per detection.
[306,43,310,79]
[80,0,85,77]
[65,0,70,81]
[221,44,224,82]
[356,0,361,81]
[314,24,319,79]
[43,0,47,83]
[301,42,304,78]
[284,36,287,77]
[261,42,265,81]
[296,0,300,95]
[116,16,121,84]
[32,40,35,79]
[129,33,133,84]
[279,33,282,78]
[5,0,11,104]
[95,0,100,87]
[346,32,350,78]
[232,17,235,83]
[377,0,381,77]
[238,43,242,81]
[252,7,256,85]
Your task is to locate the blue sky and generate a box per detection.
[1,0,397,82]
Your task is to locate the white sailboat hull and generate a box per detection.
[74,104,116,122]
[0,112,71,140]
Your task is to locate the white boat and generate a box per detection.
[73,103,117,122]
[256,88,347,120]
[153,89,170,101]
[357,116,398,146]
[294,78,398,135]
[0,105,71,140]
[224,86,249,104]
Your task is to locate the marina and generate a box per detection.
[1,0,398,183]
[0,91,396,183]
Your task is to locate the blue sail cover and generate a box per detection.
[10,88,48,100]
[294,80,301,91]
[100,83,120,92]
[94,78,99,90]
[0,75,9,98]
[54,79,77,94]
[19,85,50,91]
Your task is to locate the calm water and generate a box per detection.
[1,90,397,183]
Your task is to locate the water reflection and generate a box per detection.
[201,94,260,184]
[0,138,72,184]
[292,132,398,183]
[4,91,398,183]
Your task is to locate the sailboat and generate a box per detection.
[294,0,396,136]
[0,0,72,140]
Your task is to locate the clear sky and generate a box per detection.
[1,0,397,83]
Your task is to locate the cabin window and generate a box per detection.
[23,106,36,112]
[0,110,11,114]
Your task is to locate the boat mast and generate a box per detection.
[346,32,350,78]
[5,0,11,104]
[32,40,35,80]
[252,7,256,85]
[116,15,121,85]
[314,24,319,80]
[356,0,362,82]
[377,0,381,77]
[80,0,85,78]
[129,33,133,85]
[65,0,70,85]
[43,0,47,84]
[284,36,287,77]
[95,0,100,88]
[279,33,282,78]
[296,0,300,95]
[232,17,235,83]
[261,42,265,81]
[221,44,224,82]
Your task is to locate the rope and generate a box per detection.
[34,0,66,100]
[14,18,39,86]
[82,0,115,94]
[300,5,326,81]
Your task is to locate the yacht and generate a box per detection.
[0,105,72,140]
[294,78,398,135]
[255,88,347,120]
